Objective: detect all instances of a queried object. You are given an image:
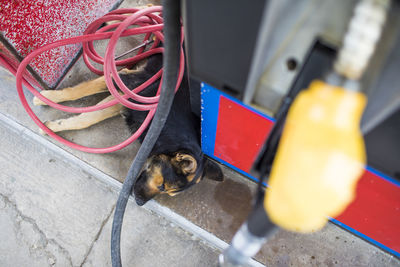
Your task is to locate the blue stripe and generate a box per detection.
[330,218,400,258]
[201,83,221,156]
[366,166,400,187]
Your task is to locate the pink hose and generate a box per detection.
[6,6,185,153]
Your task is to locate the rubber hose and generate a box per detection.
[110,0,181,266]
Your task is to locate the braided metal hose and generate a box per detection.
[334,0,390,80]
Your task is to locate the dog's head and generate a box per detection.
[133,152,223,205]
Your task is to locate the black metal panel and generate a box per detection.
[183,0,266,99]
[365,110,400,180]
[361,24,400,181]
[361,30,400,134]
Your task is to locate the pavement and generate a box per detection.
[0,0,400,266]
[0,113,223,267]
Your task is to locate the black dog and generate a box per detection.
[33,50,223,206]
[120,54,224,206]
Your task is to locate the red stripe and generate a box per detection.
[214,96,273,172]
[336,170,400,251]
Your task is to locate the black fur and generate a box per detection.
[120,54,223,205]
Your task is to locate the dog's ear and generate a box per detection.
[172,153,197,174]
[202,158,224,182]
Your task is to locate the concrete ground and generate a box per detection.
[1,0,400,266]
[0,115,220,267]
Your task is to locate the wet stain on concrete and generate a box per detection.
[214,178,253,235]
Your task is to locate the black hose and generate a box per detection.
[111,1,181,266]
[247,197,277,238]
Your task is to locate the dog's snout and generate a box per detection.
[133,171,155,206]
[135,197,147,206]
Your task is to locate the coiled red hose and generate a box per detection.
[2,6,184,153]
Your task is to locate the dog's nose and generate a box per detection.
[135,197,147,206]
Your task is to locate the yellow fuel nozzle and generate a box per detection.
[264,80,367,233]
[263,0,389,233]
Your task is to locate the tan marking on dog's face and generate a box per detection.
[187,173,195,183]
[145,155,180,196]
[146,165,164,194]
[164,183,179,196]
[158,154,169,162]
[137,153,202,202]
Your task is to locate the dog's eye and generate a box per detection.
[157,184,165,191]
[145,162,151,171]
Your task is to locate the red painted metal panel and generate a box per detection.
[214,96,274,172]
[0,0,121,88]
[336,170,400,252]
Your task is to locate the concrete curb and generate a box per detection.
[0,111,265,267]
